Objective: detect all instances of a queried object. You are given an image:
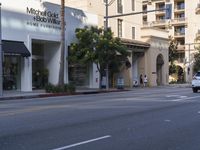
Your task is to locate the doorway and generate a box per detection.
[32,41,47,89]
[156,54,164,85]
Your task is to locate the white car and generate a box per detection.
[192,71,200,93]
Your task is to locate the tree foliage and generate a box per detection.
[168,36,178,75]
[168,36,178,65]
[69,26,130,77]
[193,47,200,73]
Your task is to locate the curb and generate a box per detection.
[0,89,130,101]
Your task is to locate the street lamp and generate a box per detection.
[104,0,115,90]
[0,3,3,96]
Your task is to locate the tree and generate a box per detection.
[69,26,130,88]
[169,36,178,65]
[193,47,200,73]
[58,0,65,86]
[168,36,178,75]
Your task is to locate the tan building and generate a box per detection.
[61,0,169,87]
[44,0,169,87]
[143,0,200,83]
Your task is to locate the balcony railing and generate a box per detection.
[155,6,165,14]
[196,3,200,14]
[171,17,187,25]
[174,32,185,37]
[143,20,167,27]
[174,4,185,11]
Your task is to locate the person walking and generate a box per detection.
[144,74,148,87]
[140,74,143,87]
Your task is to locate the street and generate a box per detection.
[0,87,200,150]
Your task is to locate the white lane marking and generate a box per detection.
[170,95,200,102]
[180,96,188,98]
[198,111,200,114]
[164,119,171,122]
[166,95,188,99]
[166,95,180,98]
[52,135,111,150]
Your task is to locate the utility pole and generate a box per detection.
[0,3,3,96]
[59,0,65,86]
[104,0,109,90]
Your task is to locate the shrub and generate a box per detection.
[45,83,76,94]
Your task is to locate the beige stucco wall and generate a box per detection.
[142,28,169,86]
[65,0,143,40]
[185,0,200,81]
[143,0,200,82]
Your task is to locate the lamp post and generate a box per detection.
[105,0,109,90]
[104,0,116,90]
[105,0,109,29]
[0,3,3,96]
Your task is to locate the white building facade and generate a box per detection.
[1,0,99,91]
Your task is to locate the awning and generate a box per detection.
[2,40,31,57]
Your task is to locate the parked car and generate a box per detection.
[192,71,200,93]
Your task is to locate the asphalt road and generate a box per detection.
[0,87,200,150]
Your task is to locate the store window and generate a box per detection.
[118,19,123,38]
[69,63,89,87]
[3,55,21,90]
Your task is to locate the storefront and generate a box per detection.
[1,0,99,91]
[2,40,31,90]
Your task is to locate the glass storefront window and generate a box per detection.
[69,63,89,86]
[3,55,21,90]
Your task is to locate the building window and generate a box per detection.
[175,26,185,35]
[132,27,135,39]
[117,0,123,13]
[176,2,185,10]
[132,0,135,11]
[118,19,123,37]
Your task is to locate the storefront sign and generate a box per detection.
[26,7,61,30]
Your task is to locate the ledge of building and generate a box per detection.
[121,38,150,48]
[141,27,169,40]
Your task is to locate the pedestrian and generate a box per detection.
[140,74,143,87]
[144,74,148,87]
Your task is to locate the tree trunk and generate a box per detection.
[58,0,65,86]
[106,64,109,90]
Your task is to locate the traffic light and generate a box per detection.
[165,4,172,19]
